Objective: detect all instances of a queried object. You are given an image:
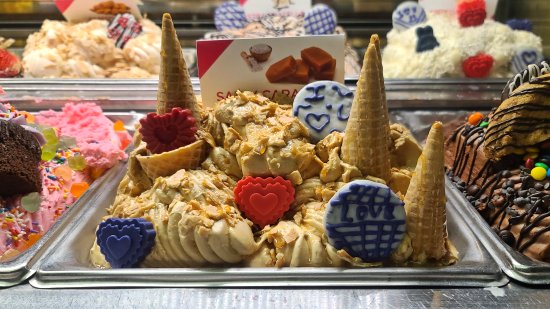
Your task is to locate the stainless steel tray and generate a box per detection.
[447,180,550,285]
[0,78,505,111]
[29,174,507,288]
[0,113,141,288]
[26,108,506,288]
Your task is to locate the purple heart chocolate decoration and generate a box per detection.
[96,218,156,268]
[106,235,132,260]
[324,180,406,262]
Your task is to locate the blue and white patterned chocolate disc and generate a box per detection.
[324,180,406,262]
[511,48,544,74]
[304,4,337,35]
[392,1,427,32]
[293,81,353,142]
[214,2,248,31]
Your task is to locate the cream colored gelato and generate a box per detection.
[23,19,161,78]
[383,12,543,78]
[90,91,424,268]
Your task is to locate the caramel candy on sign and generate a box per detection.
[313,58,336,80]
[301,47,333,72]
[287,60,310,84]
[266,56,297,83]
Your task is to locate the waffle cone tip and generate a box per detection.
[157,13,200,120]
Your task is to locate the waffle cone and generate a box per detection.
[404,122,449,262]
[157,13,200,120]
[370,35,392,150]
[136,140,206,179]
[341,40,391,182]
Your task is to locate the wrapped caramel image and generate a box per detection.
[265,46,336,84]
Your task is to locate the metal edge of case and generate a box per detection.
[0,113,140,288]
[0,78,505,111]
[29,170,508,288]
[446,177,550,285]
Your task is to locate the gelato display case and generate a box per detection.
[0,0,550,308]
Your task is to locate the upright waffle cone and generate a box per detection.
[404,122,449,262]
[136,140,206,179]
[370,35,392,150]
[341,40,391,182]
[157,13,200,120]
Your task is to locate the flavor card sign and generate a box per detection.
[55,0,142,22]
[240,0,311,19]
[197,35,345,106]
[419,0,498,17]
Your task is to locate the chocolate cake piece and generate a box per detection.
[0,120,42,197]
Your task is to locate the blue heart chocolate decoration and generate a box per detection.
[506,19,533,32]
[96,218,156,268]
[511,48,543,74]
[324,180,406,262]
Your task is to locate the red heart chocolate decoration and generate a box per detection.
[463,54,494,78]
[457,0,486,27]
[234,176,295,228]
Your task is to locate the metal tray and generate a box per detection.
[28,172,507,288]
[0,113,141,288]
[447,180,550,285]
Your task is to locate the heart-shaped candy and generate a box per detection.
[139,107,197,154]
[105,235,132,260]
[234,176,295,228]
[456,0,486,28]
[325,180,406,262]
[96,218,156,268]
[511,48,544,74]
[250,193,279,215]
[506,19,533,32]
[463,54,494,78]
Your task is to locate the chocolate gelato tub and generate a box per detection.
[19,98,505,288]
[0,111,141,288]
[448,179,550,285]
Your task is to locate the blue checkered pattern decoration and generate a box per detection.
[214,2,248,31]
[324,180,406,262]
[392,1,427,32]
[304,4,337,35]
